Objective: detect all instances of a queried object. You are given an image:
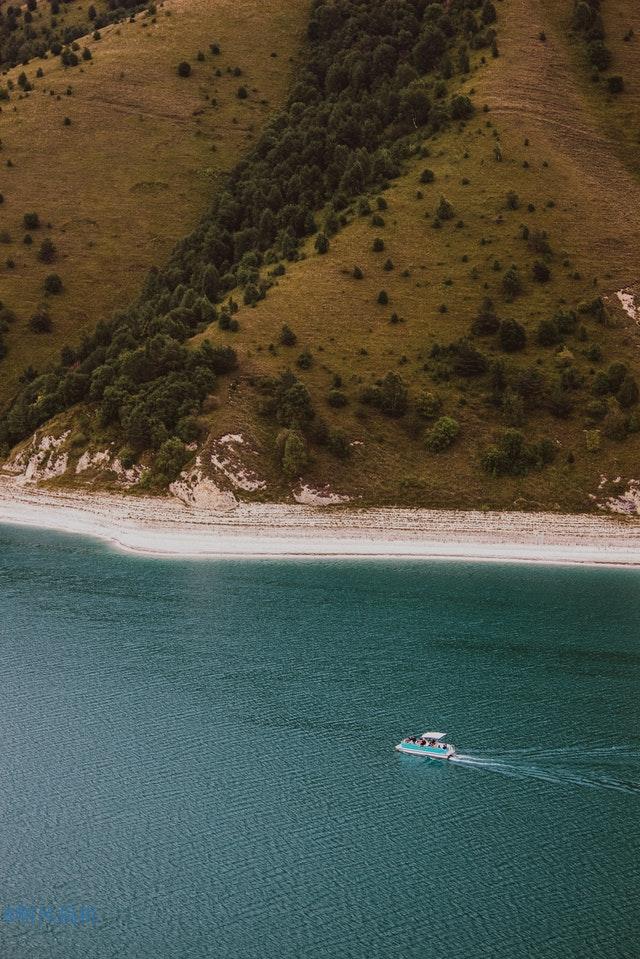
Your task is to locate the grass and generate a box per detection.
[0,0,306,404]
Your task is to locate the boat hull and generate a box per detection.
[395,743,456,760]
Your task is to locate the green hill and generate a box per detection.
[2,0,640,514]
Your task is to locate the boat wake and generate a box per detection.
[450,747,640,795]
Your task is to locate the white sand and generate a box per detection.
[1,476,640,566]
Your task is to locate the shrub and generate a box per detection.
[314,232,329,254]
[536,318,561,346]
[177,61,191,78]
[499,319,526,352]
[481,429,553,476]
[360,372,408,417]
[377,290,389,305]
[471,297,499,335]
[420,168,435,184]
[436,195,455,220]
[501,266,522,300]
[327,389,347,408]
[38,238,56,263]
[237,86,248,99]
[452,340,488,377]
[416,390,442,419]
[328,429,350,459]
[585,429,601,453]
[278,429,308,476]
[297,350,313,370]
[617,375,639,408]
[425,416,460,452]
[372,237,385,252]
[44,273,63,294]
[449,94,474,119]
[279,324,297,346]
[29,309,52,333]
[506,191,520,210]
[23,212,40,230]
[353,266,364,280]
[532,260,550,283]
[607,75,624,94]
[603,411,628,441]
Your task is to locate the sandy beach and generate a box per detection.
[1,476,640,566]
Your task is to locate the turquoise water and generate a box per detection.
[0,525,638,958]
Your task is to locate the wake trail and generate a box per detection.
[451,752,640,796]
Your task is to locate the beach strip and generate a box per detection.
[1,477,640,566]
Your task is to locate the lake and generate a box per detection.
[0,524,638,958]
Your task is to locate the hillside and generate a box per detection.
[2,0,640,515]
[0,0,305,402]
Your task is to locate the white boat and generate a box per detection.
[395,731,456,760]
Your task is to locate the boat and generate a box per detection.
[395,731,456,760]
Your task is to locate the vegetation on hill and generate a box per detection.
[1,0,640,511]
[0,0,304,405]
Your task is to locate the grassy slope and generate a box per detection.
[189,0,640,511]
[0,0,306,403]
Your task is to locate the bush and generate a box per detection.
[377,290,389,305]
[536,318,561,346]
[314,232,329,254]
[617,375,639,409]
[482,429,554,476]
[416,390,442,419]
[452,340,488,377]
[501,266,522,300]
[237,86,248,99]
[420,168,435,184]
[29,309,52,333]
[372,237,385,252]
[278,429,308,476]
[607,75,624,94]
[23,212,40,230]
[436,195,455,220]
[499,319,526,352]
[38,238,56,263]
[532,260,550,283]
[177,61,191,78]
[449,94,474,119]
[327,389,347,408]
[44,273,63,294]
[471,297,499,335]
[506,191,520,210]
[425,416,460,452]
[360,372,408,417]
[279,324,297,346]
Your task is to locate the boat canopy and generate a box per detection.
[420,732,445,740]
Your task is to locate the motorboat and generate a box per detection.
[395,731,456,760]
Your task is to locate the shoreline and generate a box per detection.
[1,477,640,567]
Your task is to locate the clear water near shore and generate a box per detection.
[0,524,638,958]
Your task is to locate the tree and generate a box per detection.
[413,25,446,72]
[536,318,561,346]
[452,340,488,376]
[23,212,39,230]
[425,416,460,452]
[279,430,308,476]
[499,319,526,352]
[377,290,389,305]
[420,168,435,184]
[177,61,191,78]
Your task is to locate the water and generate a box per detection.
[0,525,638,959]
